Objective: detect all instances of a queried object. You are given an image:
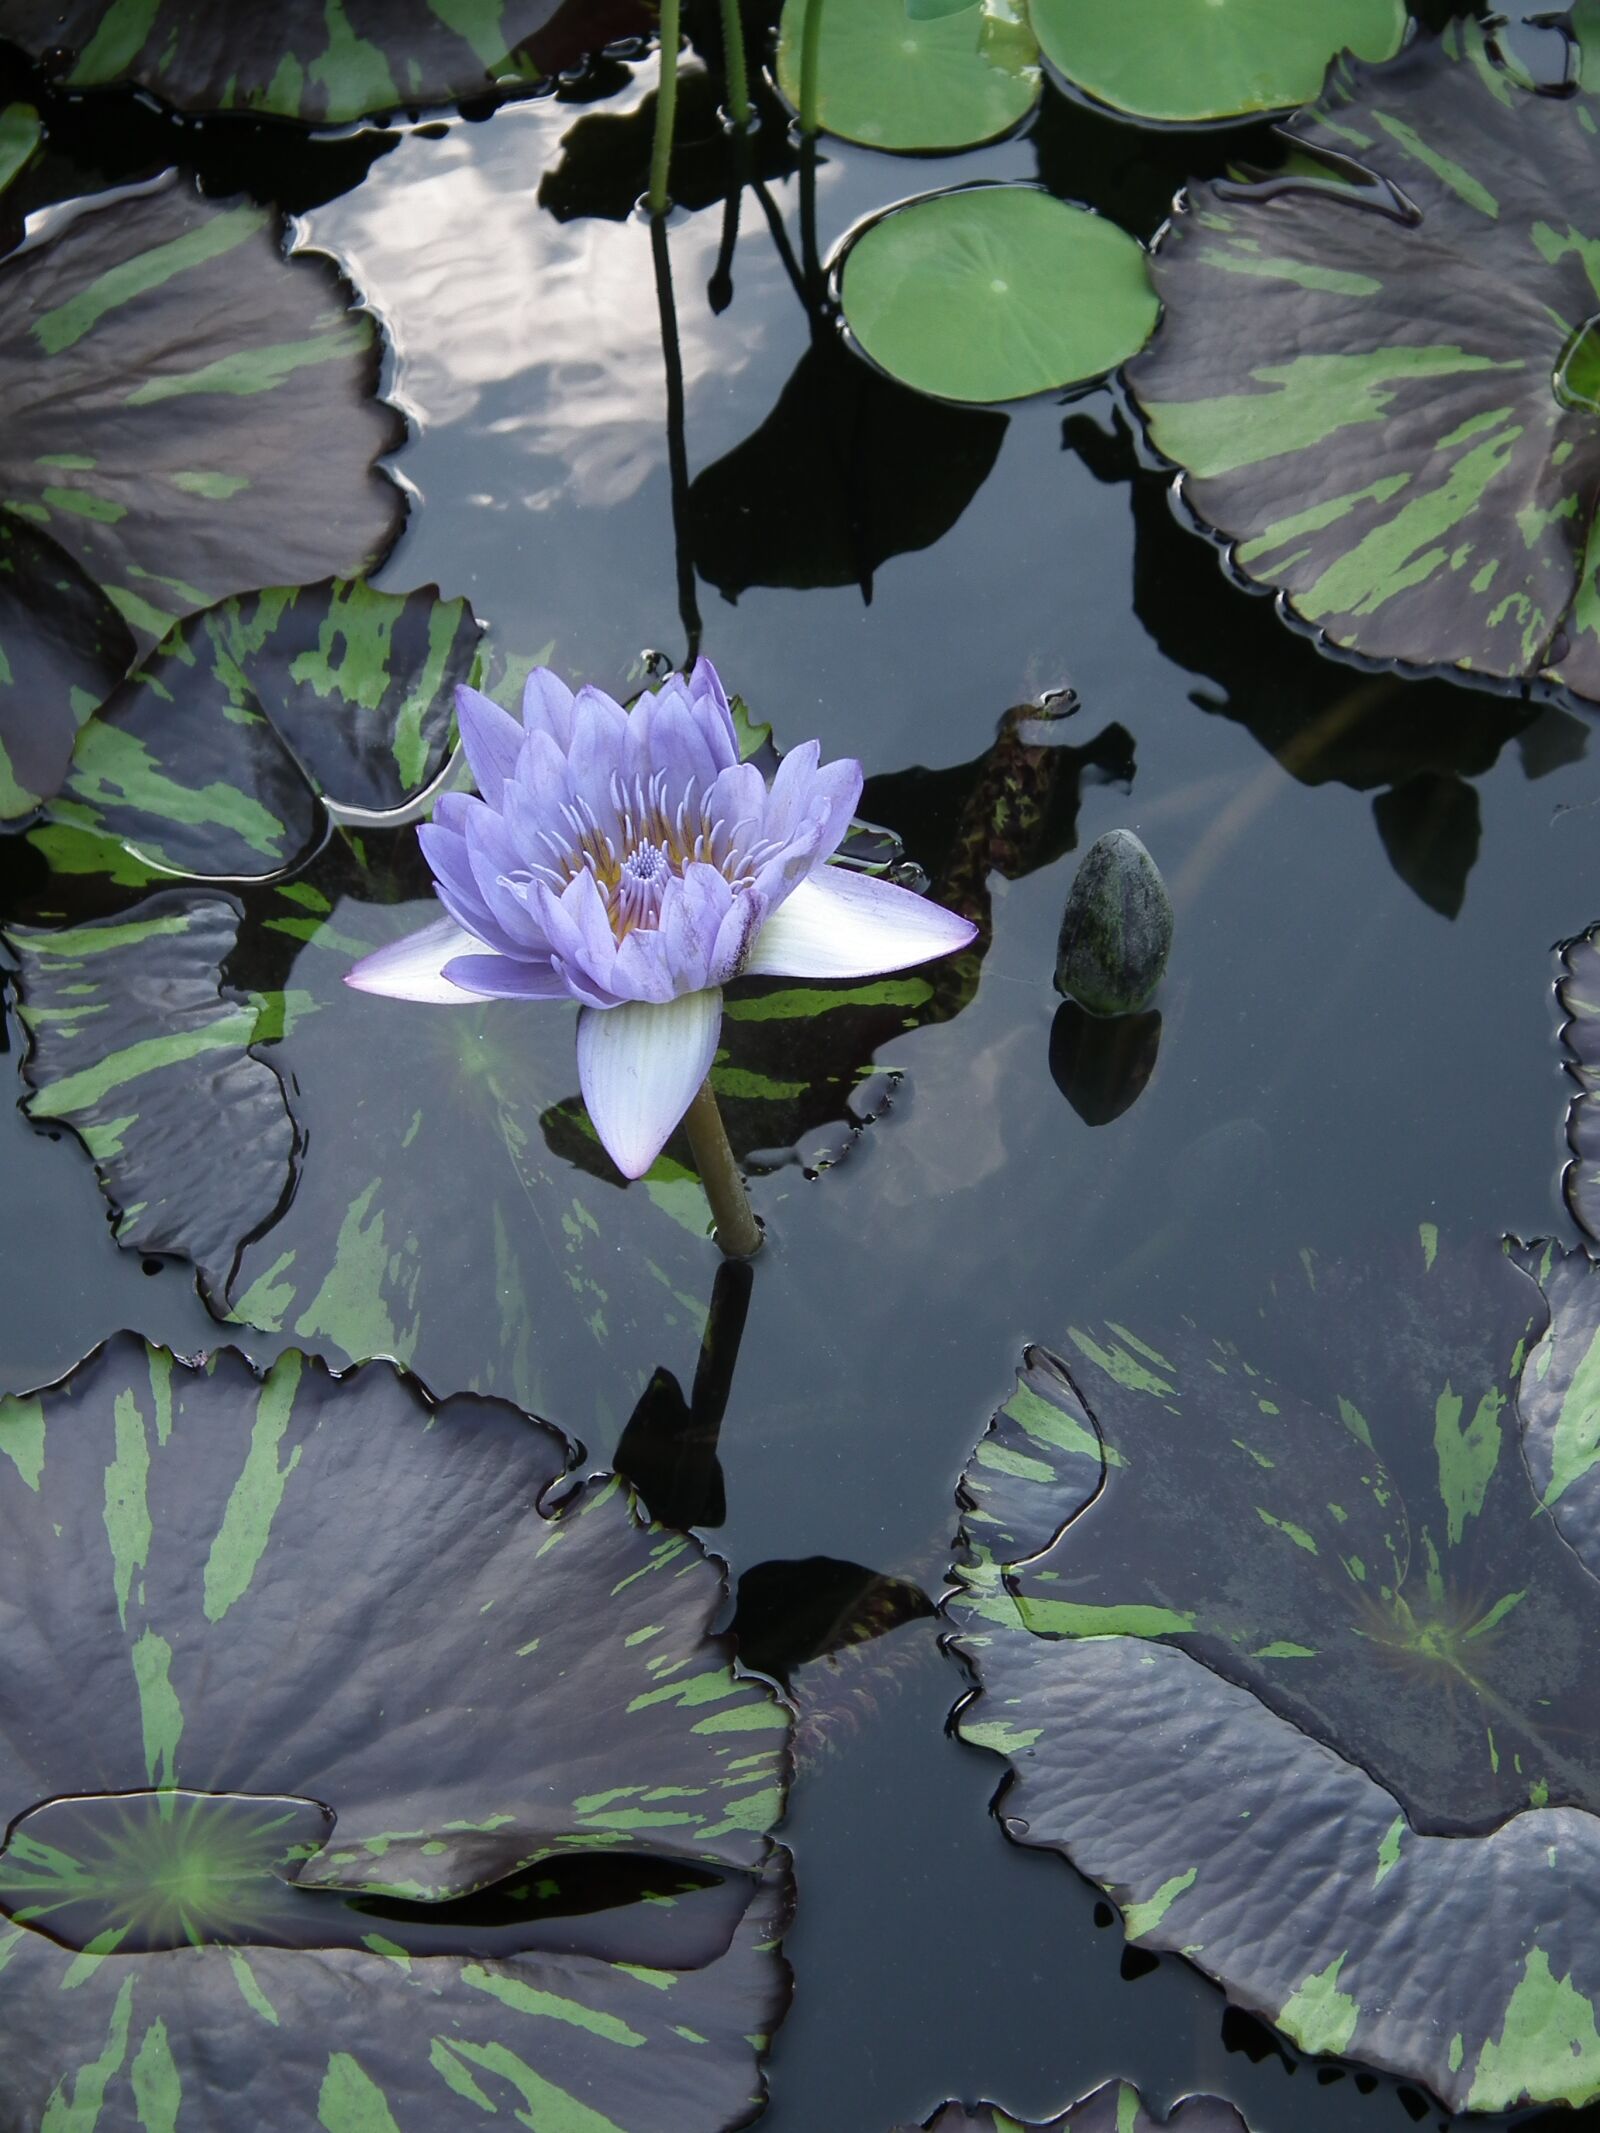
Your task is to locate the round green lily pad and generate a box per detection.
[841,186,1158,405]
[1029,0,1407,123]
[776,0,1040,151]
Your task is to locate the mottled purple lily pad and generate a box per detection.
[947,1230,1600,2110]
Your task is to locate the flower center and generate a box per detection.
[512,770,787,945]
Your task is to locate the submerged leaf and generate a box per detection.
[776,0,1040,151]
[842,187,1157,405]
[947,1233,1600,2109]
[1028,0,1406,123]
[0,176,404,819]
[0,1334,792,2128]
[1126,19,1600,702]
[0,0,652,123]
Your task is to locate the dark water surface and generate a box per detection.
[3,31,1599,2133]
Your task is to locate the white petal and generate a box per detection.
[576,989,722,1180]
[344,918,484,1004]
[744,867,977,980]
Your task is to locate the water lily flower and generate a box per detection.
[345,659,977,1199]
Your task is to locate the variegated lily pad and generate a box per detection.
[1560,923,1600,1249]
[897,2089,1249,2133]
[0,1334,791,2130]
[0,1,652,124]
[947,1232,1600,2110]
[0,177,404,820]
[41,578,480,880]
[1126,18,1600,703]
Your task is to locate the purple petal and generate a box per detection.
[442,953,571,1002]
[657,862,734,991]
[711,887,765,983]
[685,657,740,769]
[744,866,977,979]
[641,690,720,800]
[576,989,722,1180]
[567,686,629,805]
[417,822,523,958]
[462,808,554,956]
[522,667,577,751]
[345,918,483,1004]
[453,685,525,808]
[802,756,864,862]
[611,927,680,1005]
[537,869,619,996]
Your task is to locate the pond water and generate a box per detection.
[2,17,1599,2133]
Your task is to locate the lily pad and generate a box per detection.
[8,892,299,1301]
[0,1333,792,2128]
[1125,19,1600,702]
[44,578,481,879]
[947,1232,1600,2109]
[1028,0,1406,123]
[0,175,404,820]
[0,514,137,820]
[775,0,1040,151]
[897,2090,1248,2133]
[0,1,652,123]
[1559,924,1600,1249]
[841,187,1157,405]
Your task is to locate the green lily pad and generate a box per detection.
[1028,0,1406,123]
[43,578,480,879]
[0,176,404,821]
[898,2091,1248,2133]
[1125,18,1600,702]
[775,0,1040,151]
[1560,924,1600,1249]
[0,1334,792,2128]
[841,187,1157,405]
[0,1,651,124]
[947,1231,1600,2109]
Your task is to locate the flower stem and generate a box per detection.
[719,0,752,127]
[684,1080,763,1258]
[648,0,682,217]
[798,0,825,136]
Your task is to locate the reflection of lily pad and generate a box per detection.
[690,345,1008,601]
[1029,0,1405,123]
[0,176,404,819]
[947,1238,1600,2109]
[842,188,1157,405]
[43,578,480,879]
[0,1,652,123]
[897,2089,1248,2133]
[1126,21,1600,701]
[776,0,1040,151]
[0,1335,792,2128]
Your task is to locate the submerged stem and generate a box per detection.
[649,0,682,217]
[683,1080,763,1259]
[719,0,752,126]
